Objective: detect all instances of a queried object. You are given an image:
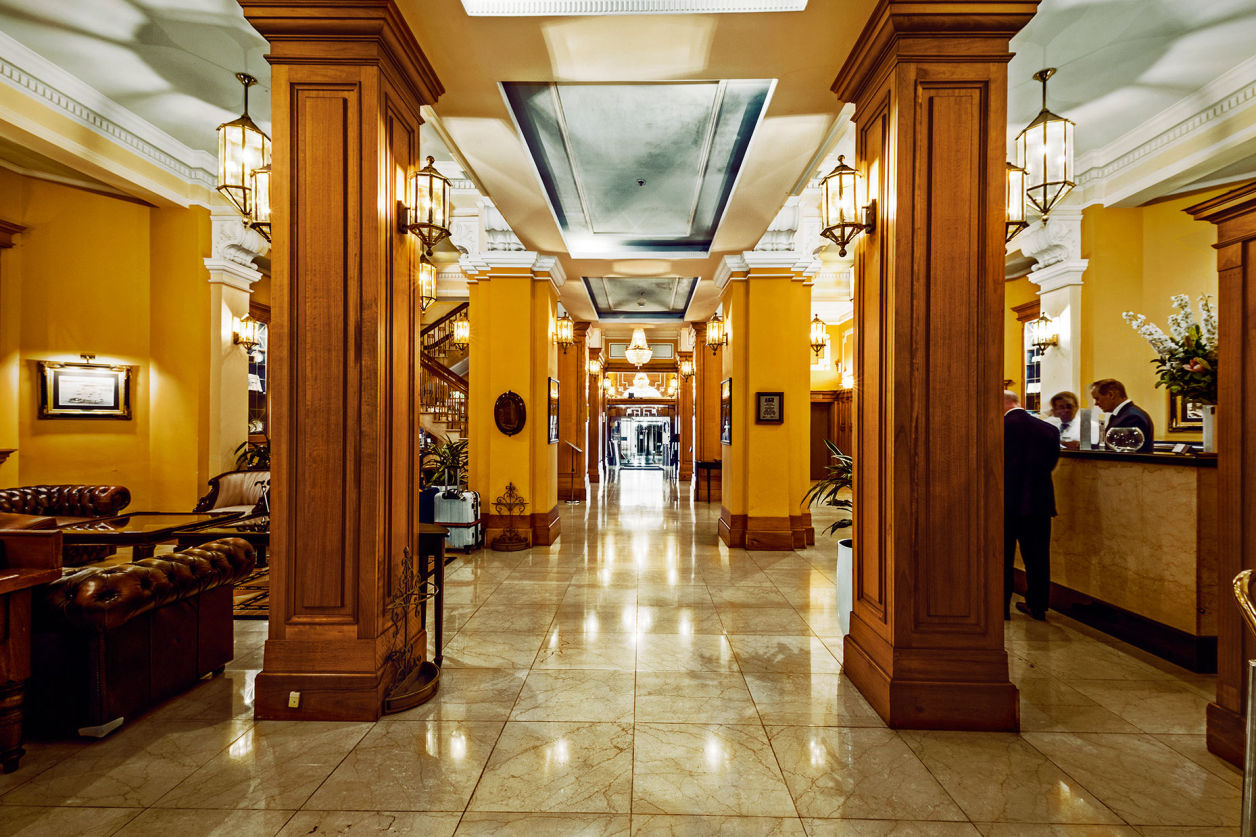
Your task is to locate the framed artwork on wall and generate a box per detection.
[720,378,732,445]
[1168,393,1205,433]
[548,377,560,443]
[38,361,132,419]
[756,391,784,424]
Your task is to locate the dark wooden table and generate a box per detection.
[175,515,269,566]
[59,511,245,560]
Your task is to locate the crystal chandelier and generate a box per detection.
[624,327,653,367]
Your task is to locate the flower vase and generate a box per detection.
[1202,405,1216,454]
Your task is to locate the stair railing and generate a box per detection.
[1234,569,1256,836]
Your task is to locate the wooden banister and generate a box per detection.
[421,354,467,393]
[421,302,468,340]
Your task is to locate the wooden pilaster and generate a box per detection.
[558,322,589,501]
[692,321,723,502]
[588,347,603,483]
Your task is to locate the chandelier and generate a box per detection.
[217,72,271,231]
[1016,68,1075,219]
[624,327,653,367]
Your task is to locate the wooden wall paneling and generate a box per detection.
[692,322,723,502]
[238,0,442,722]
[836,0,1038,730]
[1187,182,1256,766]
[558,323,588,501]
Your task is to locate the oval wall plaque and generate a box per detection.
[494,391,527,436]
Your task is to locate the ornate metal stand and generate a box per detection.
[490,482,529,552]
[382,545,440,714]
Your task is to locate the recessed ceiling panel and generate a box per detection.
[503,80,773,258]
[583,276,698,321]
[462,1,807,16]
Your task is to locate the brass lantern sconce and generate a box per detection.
[809,315,828,358]
[233,315,261,351]
[249,164,272,241]
[452,315,470,351]
[418,258,437,313]
[402,156,452,256]
[1028,312,1058,353]
[1016,68,1075,219]
[706,313,728,354]
[217,73,271,221]
[820,155,876,257]
[555,311,575,353]
[1006,162,1028,243]
[678,357,694,380]
[587,356,603,377]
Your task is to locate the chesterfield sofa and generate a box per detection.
[0,485,132,565]
[27,537,255,737]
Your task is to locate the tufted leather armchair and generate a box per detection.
[0,485,132,565]
[28,537,255,737]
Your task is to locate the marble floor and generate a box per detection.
[0,470,1242,836]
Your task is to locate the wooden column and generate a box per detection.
[239,0,442,721]
[588,347,603,484]
[1187,182,1256,767]
[558,322,589,501]
[677,349,694,482]
[692,321,723,502]
[836,0,1036,730]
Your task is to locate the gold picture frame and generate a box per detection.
[38,361,132,419]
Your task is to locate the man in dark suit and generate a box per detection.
[1004,390,1061,621]
[1090,378,1154,452]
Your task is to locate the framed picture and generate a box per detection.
[38,361,132,419]
[548,377,560,443]
[720,378,732,445]
[756,391,784,424]
[1168,393,1205,433]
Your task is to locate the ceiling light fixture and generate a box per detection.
[1005,162,1028,243]
[249,164,272,242]
[217,73,270,222]
[625,327,654,367]
[809,315,828,358]
[418,258,437,313]
[820,155,875,257]
[1016,68,1075,219]
[706,313,728,354]
[556,312,575,353]
[403,156,452,255]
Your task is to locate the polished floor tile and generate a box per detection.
[632,814,808,835]
[456,811,630,835]
[113,808,295,836]
[743,672,883,727]
[634,672,760,724]
[277,810,461,836]
[512,669,636,722]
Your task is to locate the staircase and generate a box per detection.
[421,303,469,438]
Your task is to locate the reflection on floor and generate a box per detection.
[1,469,1241,835]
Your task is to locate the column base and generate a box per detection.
[1207,701,1244,768]
[588,469,600,484]
[255,641,398,722]
[532,505,561,546]
[558,475,587,502]
[718,509,802,551]
[843,616,1020,731]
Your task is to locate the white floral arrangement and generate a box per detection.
[1122,294,1218,405]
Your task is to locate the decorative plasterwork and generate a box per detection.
[1017,210,1082,271]
[754,198,800,253]
[482,203,524,252]
[460,0,806,14]
[461,251,568,292]
[210,214,270,267]
[714,251,818,290]
[0,32,218,199]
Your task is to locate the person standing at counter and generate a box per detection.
[1089,378,1155,452]
[1044,391,1081,448]
[1004,390,1061,621]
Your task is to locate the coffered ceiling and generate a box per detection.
[583,275,698,321]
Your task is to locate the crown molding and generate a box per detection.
[0,31,218,201]
[459,0,807,15]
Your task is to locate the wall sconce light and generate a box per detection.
[809,315,828,358]
[418,257,437,313]
[233,315,261,351]
[1016,68,1075,219]
[678,357,694,380]
[452,315,470,351]
[555,311,575,353]
[1006,162,1028,242]
[820,155,876,257]
[587,356,603,376]
[706,313,728,354]
[1028,312,1058,352]
[402,156,452,256]
[249,164,272,242]
[217,73,270,221]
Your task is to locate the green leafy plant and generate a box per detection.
[234,439,270,470]
[802,439,852,536]
[421,435,469,489]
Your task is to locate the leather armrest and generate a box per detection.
[0,529,64,571]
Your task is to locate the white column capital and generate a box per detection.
[203,257,262,292]
[210,213,269,265]
[1028,258,1089,294]
[1019,209,1083,271]
[461,251,566,291]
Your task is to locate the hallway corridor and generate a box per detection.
[0,483,1242,836]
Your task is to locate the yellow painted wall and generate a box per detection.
[0,170,212,508]
[809,320,854,391]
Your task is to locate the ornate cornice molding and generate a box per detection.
[459,0,807,14]
[0,32,218,198]
[204,258,262,292]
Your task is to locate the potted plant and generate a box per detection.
[803,440,854,633]
[234,438,270,470]
[421,435,469,492]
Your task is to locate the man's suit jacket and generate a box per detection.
[1005,408,1061,519]
[1107,402,1155,452]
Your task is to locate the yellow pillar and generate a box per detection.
[717,254,815,550]
[558,322,588,501]
[465,253,562,546]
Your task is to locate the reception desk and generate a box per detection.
[1029,450,1218,671]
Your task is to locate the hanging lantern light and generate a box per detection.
[809,315,828,358]
[404,156,452,255]
[249,164,271,241]
[1016,68,1075,219]
[624,327,654,367]
[1005,162,1028,242]
[706,313,727,354]
[820,155,875,257]
[217,73,270,220]
[555,312,575,353]
[678,357,694,380]
[418,257,437,313]
[452,315,470,350]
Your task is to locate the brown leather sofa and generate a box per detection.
[0,485,132,565]
[27,537,255,737]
